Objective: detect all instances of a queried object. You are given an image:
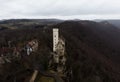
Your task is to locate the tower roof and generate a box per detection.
[53,28,59,31]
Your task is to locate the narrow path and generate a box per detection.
[29,70,64,82]
[39,70,64,82]
[29,70,38,82]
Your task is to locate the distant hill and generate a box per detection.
[94,19,120,28]
[106,20,120,28]
[0,19,64,29]
[0,19,64,24]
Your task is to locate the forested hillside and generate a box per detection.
[0,20,120,82]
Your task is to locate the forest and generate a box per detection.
[0,19,120,82]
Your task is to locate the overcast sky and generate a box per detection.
[0,0,120,20]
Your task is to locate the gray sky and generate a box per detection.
[0,0,120,20]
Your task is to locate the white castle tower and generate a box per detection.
[51,28,66,74]
[53,28,59,52]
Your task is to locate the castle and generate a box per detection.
[50,28,66,74]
